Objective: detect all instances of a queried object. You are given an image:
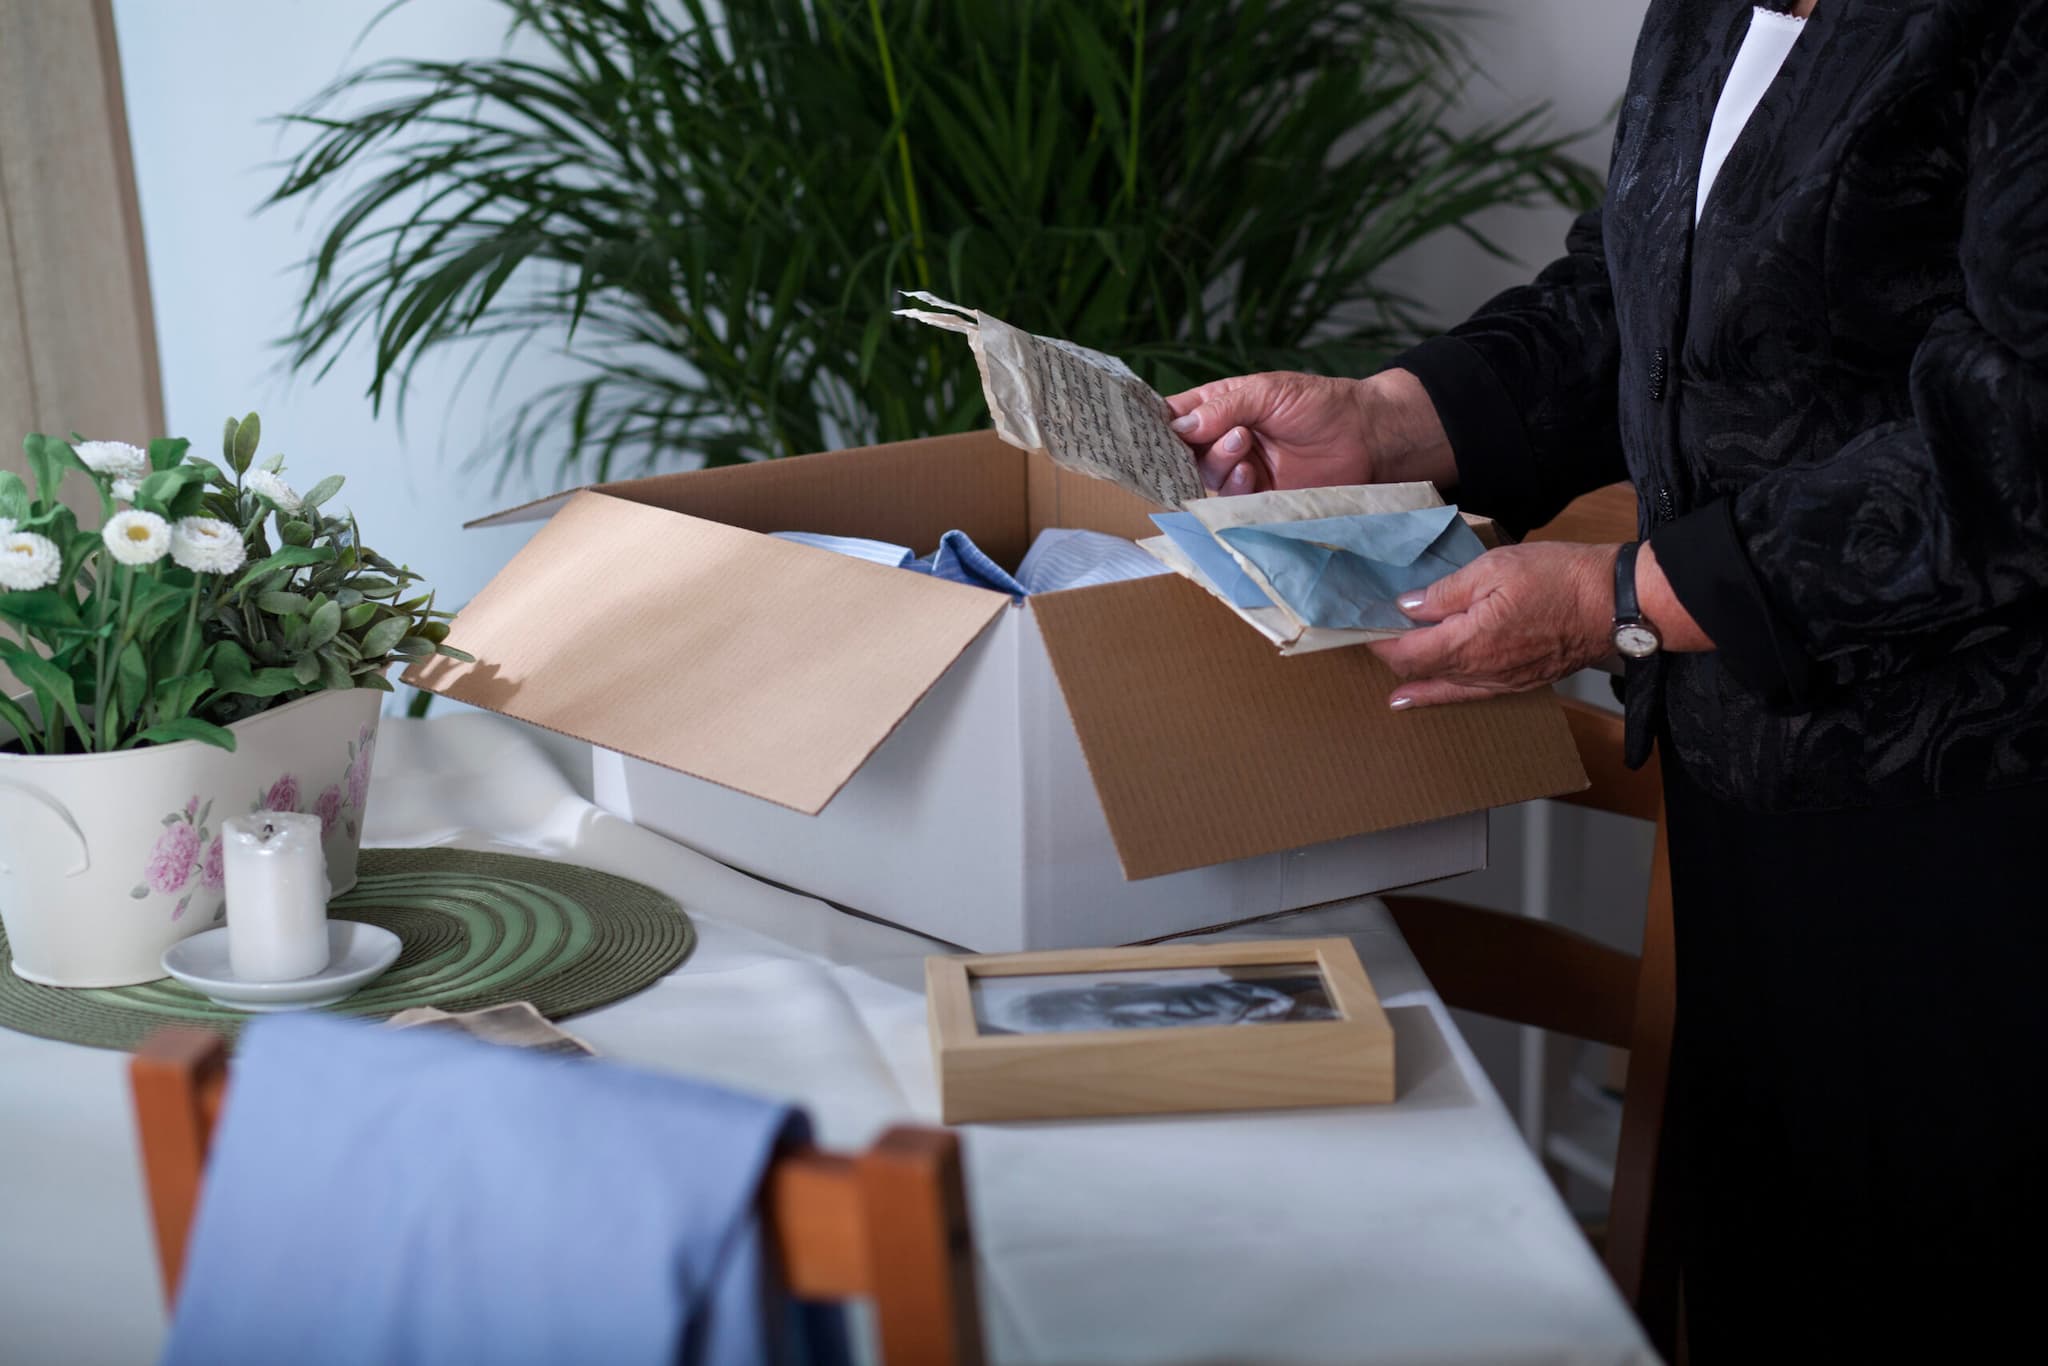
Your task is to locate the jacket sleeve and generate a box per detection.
[1649,10,2048,708]
[1386,203,1630,537]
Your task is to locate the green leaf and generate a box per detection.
[130,885,150,900]
[208,641,303,700]
[134,464,205,513]
[0,589,84,634]
[0,470,29,522]
[230,544,335,596]
[129,718,237,753]
[357,614,408,657]
[319,652,353,691]
[300,475,344,511]
[147,438,191,473]
[257,591,312,616]
[0,692,35,751]
[0,643,87,743]
[279,519,314,547]
[152,670,215,723]
[340,602,379,630]
[116,642,149,717]
[305,599,342,649]
[292,654,320,686]
[22,434,71,509]
[233,413,262,469]
[192,460,235,489]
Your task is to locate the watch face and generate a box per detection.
[1613,621,1661,659]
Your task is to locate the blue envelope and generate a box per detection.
[1150,512,1274,609]
[1213,505,1486,632]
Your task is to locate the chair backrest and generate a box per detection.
[130,1028,985,1366]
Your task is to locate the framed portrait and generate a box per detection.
[925,937,1393,1123]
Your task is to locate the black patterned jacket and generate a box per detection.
[1394,0,2048,812]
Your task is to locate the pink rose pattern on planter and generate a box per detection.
[131,723,379,919]
[263,774,301,815]
[314,785,343,837]
[200,836,226,892]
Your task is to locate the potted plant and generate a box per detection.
[270,0,1598,486]
[0,414,469,987]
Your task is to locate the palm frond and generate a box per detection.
[269,0,1602,487]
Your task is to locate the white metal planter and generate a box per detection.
[0,688,382,988]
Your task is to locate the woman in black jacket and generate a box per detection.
[1169,0,2045,1354]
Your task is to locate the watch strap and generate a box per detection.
[1614,540,1643,624]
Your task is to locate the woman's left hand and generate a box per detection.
[1369,542,1619,709]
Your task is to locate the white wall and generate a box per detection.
[1392,0,1648,330]
[111,0,564,618]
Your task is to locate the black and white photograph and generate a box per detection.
[971,963,1339,1036]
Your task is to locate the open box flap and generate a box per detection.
[407,490,1008,815]
[1027,573,1589,881]
[465,431,1032,563]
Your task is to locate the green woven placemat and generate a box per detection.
[0,848,695,1051]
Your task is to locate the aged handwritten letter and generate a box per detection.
[895,292,1206,508]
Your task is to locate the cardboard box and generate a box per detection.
[407,432,1586,950]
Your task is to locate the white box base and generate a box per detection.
[593,604,1487,951]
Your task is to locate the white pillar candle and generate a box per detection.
[222,811,332,982]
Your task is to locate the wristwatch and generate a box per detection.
[1611,541,1663,659]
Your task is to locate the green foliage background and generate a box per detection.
[272,0,1599,485]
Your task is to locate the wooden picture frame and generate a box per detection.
[926,937,1394,1123]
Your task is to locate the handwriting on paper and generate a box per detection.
[895,293,1206,509]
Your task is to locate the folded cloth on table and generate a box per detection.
[160,1013,847,1366]
[773,526,1166,598]
[1211,505,1486,632]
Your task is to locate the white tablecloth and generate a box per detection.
[0,715,1653,1366]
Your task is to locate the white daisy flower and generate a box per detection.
[170,516,247,575]
[0,516,14,536]
[102,509,172,567]
[0,531,62,590]
[111,478,140,503]
[75,441,149,481]
[245,469,302,513]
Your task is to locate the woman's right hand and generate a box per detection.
[1163,369,1457,495]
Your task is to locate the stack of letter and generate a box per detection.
[1141,484,1490,655]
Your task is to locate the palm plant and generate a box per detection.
[272,0,1599,486]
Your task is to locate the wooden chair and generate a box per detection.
[130,1028,986,1366]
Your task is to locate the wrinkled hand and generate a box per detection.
[1369,543,1619,709]
[1163,372,1378,494]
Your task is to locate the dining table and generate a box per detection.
[0,711,1655,1365]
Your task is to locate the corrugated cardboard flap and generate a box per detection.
[407,491,1008,814]
[1029,574,1589,881]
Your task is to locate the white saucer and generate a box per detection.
[161,922,402,1012]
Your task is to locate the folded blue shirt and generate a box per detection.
[773,527,1164,598]
[160,1014,847,1366]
